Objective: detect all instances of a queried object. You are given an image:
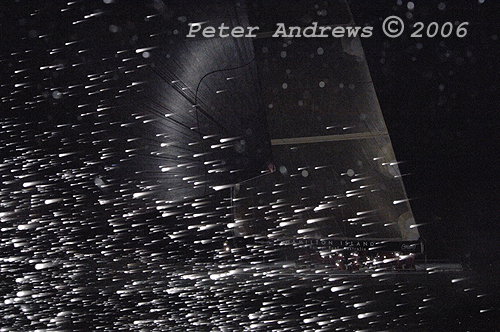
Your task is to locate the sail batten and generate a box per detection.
[271,132,390,145]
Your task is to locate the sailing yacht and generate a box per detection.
[224,0,422,270]
[131,0,424,270]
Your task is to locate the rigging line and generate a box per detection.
[193,56,257,134]
[149,58,240,136]
[147,64,229,134]
[193,56,257,195]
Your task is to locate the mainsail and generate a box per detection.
[230,0,421,255]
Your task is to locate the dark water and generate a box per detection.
[2,254,498,331]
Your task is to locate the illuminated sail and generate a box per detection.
[104,1,272,205]
[232,0,420,251]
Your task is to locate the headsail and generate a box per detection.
[231,0,420,253]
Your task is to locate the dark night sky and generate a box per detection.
[350,0,500,265]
